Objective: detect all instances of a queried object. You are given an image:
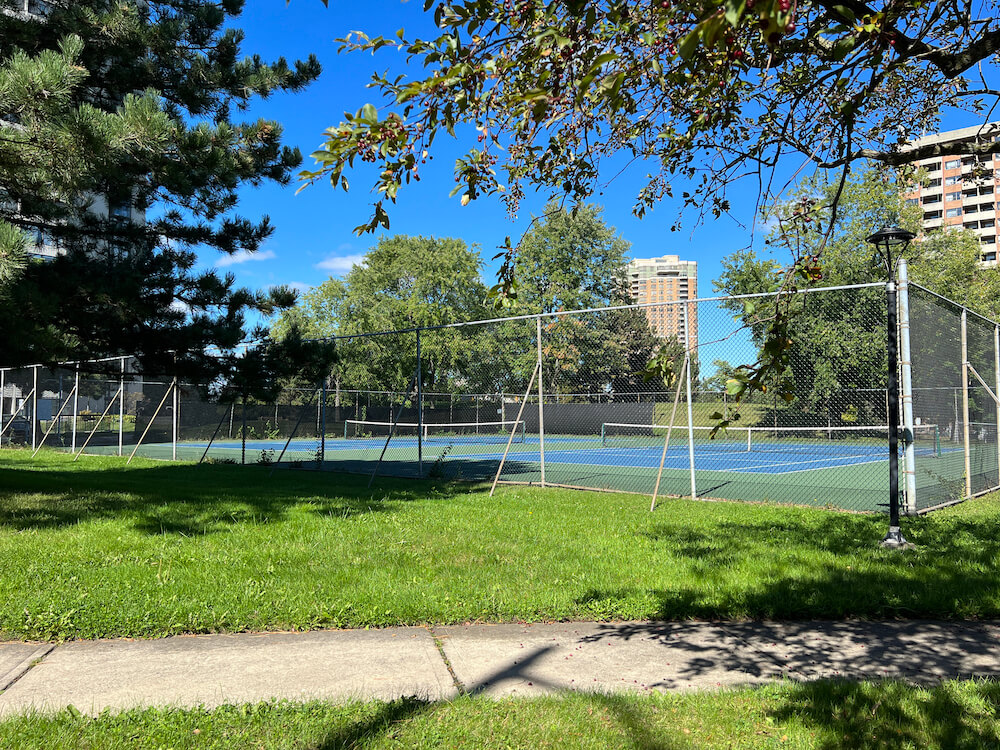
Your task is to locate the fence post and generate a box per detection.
[172,380,179,461]
[241,396,247,465]
[416,329,423,477]
[961,309,972,498]
[995,323,1000,490]
[320,378,327,466]
[31,365,38,451]
[536,316,546,487]
[118,358,125,456]
[71,365,80,453]
[897,259,917,514]
[684,303,697,500]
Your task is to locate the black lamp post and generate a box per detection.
[866,226,916,548]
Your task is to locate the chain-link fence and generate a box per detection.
[4,272,999,514]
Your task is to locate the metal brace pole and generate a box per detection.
[72,365,80,453]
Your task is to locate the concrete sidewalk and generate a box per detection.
[1,620,998,716]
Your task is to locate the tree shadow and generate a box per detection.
[613,510,1000,619]
[0,454,477,536]
[769,679,1000,749]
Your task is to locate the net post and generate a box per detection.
[31,365,38,451]
[118,357,125,457]
[684,304,696,500]
[1,369,6,447]
[747,428,752,453]
[961,309,972,498]
[601,422,606,447]
[416,329,423,477]
[490,362,539,497]
[71,364,80,453]
[536,317,546,487]
[897,259,918,514]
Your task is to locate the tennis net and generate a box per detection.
[600,422,941,456]
[344,419,526,444]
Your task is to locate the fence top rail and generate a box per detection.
[0,281,894,372]
[314,282,884,343]
[909,282,999,327]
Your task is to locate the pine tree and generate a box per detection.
[0,1,322,381]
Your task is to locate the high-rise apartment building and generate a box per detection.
[626,255,698,349]
[903,123,1000,265]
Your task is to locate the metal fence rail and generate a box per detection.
[3,274,999,514]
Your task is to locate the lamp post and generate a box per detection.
[866,226,916,548]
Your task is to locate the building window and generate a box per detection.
[923,210,942,220]
[945,175,962,185]
[983,252,998,262]
[923,193,941,204]
[964,222,979,230]
[981,235,996,245]
[966,204,979,214]
[946,207,963,218]
[905,197,919,205]
[982,219,996,228]
[945,159,961,169]
[981,185,995,195]
[946,191,962,201]
[926,177,942,188]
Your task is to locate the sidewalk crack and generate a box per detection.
[1,644,56,694]
[427,626,466,696]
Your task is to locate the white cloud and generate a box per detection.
[316,253,366,274]
[215,249,277,268]
[287,281,312,295]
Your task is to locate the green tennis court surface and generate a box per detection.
[72,430,985,513]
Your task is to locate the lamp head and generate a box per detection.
[865,226,916,276]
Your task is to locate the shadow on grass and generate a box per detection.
[770,679,1000,750]
[309,680,1000,749]
[0,452,477,536]
[568,510,1000,619]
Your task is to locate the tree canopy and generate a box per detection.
[0,0,322,381]
[305,0,1000,284]
[273,235,492,394]
[714,168,1000,426]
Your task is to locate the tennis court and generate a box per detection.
[103,418,970,513]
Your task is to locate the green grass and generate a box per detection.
[1,449,1000,640]
[2,680,999,748]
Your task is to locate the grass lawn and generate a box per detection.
[1,679,999,749]
[0,449,999,640]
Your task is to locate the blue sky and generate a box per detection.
[213,0,979,353]
[212,0,761,303]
